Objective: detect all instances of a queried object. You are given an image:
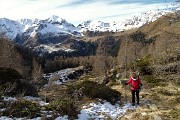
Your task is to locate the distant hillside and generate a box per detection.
[115,13,180,65]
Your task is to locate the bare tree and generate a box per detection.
[94,39,109,77]
[31,58,43,87]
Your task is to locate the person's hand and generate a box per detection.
[139,85,143,91]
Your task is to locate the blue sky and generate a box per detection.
[0,0,176,25]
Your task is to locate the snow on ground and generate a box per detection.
[0,100,136,120]
[43,68,72,81]
[23,96,41,101]
[51,101,136,120]
[34,44,75,54]
[0,96,136,120]
[55,115,69,120]
[1,96,49,106]
[2,96,17,101]
[43,66,84,85]
[77,102,135,120]
[0,117,41,120]
[43,68,72,84]
[39,101,49,106]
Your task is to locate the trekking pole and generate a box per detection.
[125,82,127,104]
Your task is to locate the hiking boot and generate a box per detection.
[132,103,135,106]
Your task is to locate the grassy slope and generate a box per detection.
[110,13,180,120]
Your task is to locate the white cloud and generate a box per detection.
[0,0,173,25]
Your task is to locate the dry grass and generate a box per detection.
[110,79,180,120]
[79,36,104,42]
[140,13,180,36]
[114,28,138,36]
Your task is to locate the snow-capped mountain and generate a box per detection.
[0,10,169,41]
[0,15,82,40]
[0,10,170,54]
[77,10,168,32]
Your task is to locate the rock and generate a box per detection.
[150,104,158,110]
[67,73,76,79]
[141,112,148,116]
[153,114,162,120]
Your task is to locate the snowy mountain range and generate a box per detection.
[0,10,169,53]
[77,10,168,32]
[0,15,82,40]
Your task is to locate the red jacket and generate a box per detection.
[127,77,142,91]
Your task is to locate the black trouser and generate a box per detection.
[131,90,139,105]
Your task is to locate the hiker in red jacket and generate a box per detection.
[125,72,143,106]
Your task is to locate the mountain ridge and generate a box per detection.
[77,10,168,32]
[0,15,82,40]
[0,10,172,54]
[0,10,170,40]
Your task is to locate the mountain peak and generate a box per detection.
[47,15,66,23]
[18,18,33,25]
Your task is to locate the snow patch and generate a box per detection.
[23,96,41,101]
[78,102,135,120]
[55,115,68,120]
[2,96,17,101]
[34,44,75,53]
[43,66,84,85]
[39,101,49,106]
[0,100,137,120]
